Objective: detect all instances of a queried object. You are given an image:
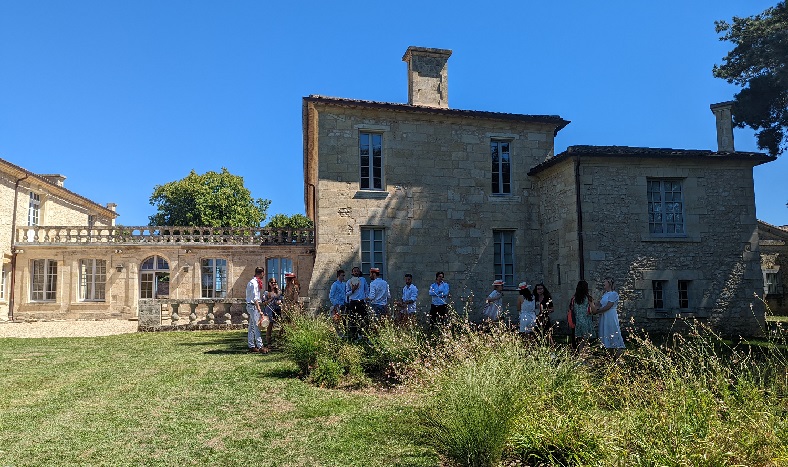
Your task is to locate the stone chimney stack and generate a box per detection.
[710,101,735,152]
[402,46,452,108]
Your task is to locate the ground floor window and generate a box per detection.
[493,230,515,285]
[31,259,57,301]
[765,271,780,295]
[361,227,385,276]
[79,259,107,301]
[201,258,228,298]
[267,257,293,288]
[140,255,170,299]
[0,266,6,300]
[652,280,667,309]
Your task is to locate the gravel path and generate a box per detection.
[0,320,138,338]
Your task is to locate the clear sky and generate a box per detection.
[1,0,785,226]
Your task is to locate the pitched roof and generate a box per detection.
[0,157,117,218]
[528,145,776,176]
[304,95,570,133]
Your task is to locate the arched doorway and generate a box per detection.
[140,255,170,298]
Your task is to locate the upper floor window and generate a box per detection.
[361,227,385,276]
[31,259,57,301]
[28,192,41,226]
[201,258,228,298]
[359,132,383,190]
[648,180,684,235]
[493,230,515,285]
[491,140,511,195]
[267,257,293,289]
[79,259,107,301]
[765,271,780,295]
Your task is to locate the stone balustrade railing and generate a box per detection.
[138,298,251,331]
[15,225,315,246]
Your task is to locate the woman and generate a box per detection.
[518,282,537,337]
[483,279,504,322]
[283,273,301,306]
[532,283,554,342]
[595,278,625,356]
[263,278,282,346]
[568,280,596,354]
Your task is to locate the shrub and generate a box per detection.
[364,319,424,380]
[310,354,342,388]
[282,310,339,375]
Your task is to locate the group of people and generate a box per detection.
[245,266,301,353]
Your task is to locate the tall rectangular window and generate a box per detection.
[765,272,780,295]
[361,228,385,275]
[267,257,293,289]
[652,280,666,309]
[493,230,515,285]
[79,259,107,301]
[31,259,57,301]
[201,258,228,298]
[359,132,383,190]
[491,141,511,194]
[648,180,684,235]
[28,192,41,226]
[678,280,690,309]
[0,266,6,300]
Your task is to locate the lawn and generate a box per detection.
[0,331,436,467]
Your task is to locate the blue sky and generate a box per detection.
[1,0,785,226]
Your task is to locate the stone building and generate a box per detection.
[758,220,788,315]
[303,46,775,336]
[5,158,314,322]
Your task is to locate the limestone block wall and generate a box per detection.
[308,103,556,318]
[577,158,764,336]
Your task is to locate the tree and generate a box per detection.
[265,213,314,229]
[714,2,788,156]
[148,168,271,227]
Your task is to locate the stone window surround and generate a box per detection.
[493,229,515,286]
[31,258,58,302]
[201,258,228,299]
[635,270,709,319]
[0,266,5,301]
[647,178,685,237]
[79,258,107,302]
[764,268,780,295]
[28,191,42,226]
[355,124,389,194]
[639,174,701,243]
[360,226,386,277]
[490,139,513,196]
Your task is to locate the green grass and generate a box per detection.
[0,331,435,467]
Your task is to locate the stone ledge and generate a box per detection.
[353,190,389,200]
[138,323,247,332]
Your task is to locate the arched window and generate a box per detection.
[140,255,170,299]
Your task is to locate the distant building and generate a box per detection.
[758,220,788,315]
[303,46,775,336]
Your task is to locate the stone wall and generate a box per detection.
[307,102,557,318]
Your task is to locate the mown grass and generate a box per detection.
[0,331,435,467]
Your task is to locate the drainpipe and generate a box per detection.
[574,155,585,281]
[9,174,29,321]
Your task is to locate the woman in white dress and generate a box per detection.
[595,278,625,356]
[517,282,537,337]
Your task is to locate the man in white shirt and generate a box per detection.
[366,267,390,320]
[245,266,267,353]
[396,273,418,327]
[345,266,368,341]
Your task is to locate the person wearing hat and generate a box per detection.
[518,282,537,336]
[483,279,505,322]
[283,272,300,307]
[366,267,390,321]
[345,266,369,341]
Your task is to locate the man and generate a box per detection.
[396,273,418,327]
[345,266,368,341]
[428,271,450,329]
[329,269,347,334]
[366,267,390,320]
[246,266,267,353]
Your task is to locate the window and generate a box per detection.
[648,180,684,235]
[678,280,690,309]
[28,192,41,226]
[765,272,780,295]
[267,257,293,288]
[79,259,107,301]
[361,228,385,275]
[493,230,515,285]
[31,259,57,301]
[491,140,511,195]
[652,280,666,309]
[359,132,383,190]
[201,258,228,298]
[0,266,6,300]
[140,255,170,299]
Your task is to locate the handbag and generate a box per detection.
[567,297,576,329]
[258,313,270,328]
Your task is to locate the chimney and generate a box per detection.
[106,203,117,226]
[402,46,452,108]
[710,101,735,152]
[40,174,66,187]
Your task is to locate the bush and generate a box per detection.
[364,319,424,379]
[310,354,342,388]
[282,310,339,375]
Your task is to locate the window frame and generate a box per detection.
[201,258,228,298]
[359,131,384,191]
[490,140,512,195]
[493,230,515,285]
[31,259,57,302]
[79,259,107,301]
[652,280,667,310]
[140,255,170,299]
[360,227,385,276]
[28,191,41,226]
[266,257,294,289]
[678,280,690,309]
[647,179,685,236]
[765,271,780,295]
[0,266,6,301]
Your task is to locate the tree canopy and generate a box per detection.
[714,2,788,156]
[148,168,271,227]
[265,213,314,229]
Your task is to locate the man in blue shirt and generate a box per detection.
[396,273,418,327]
[428,271,449,329]
[329,269,346,332]
[366,267,390,320]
